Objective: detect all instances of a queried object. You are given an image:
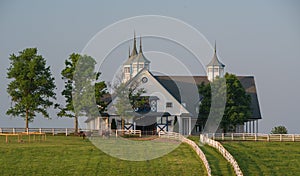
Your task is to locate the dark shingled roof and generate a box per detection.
[154,75,262,120]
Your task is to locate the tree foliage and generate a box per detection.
[58,53,107,133]
[198,73,251,132]
[113,80,146,129]
[6,48,57,129]
[271,126,288,134]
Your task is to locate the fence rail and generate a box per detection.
[204,133,300,142]
[116,129,142,137]
[0,128,84,136]
[159,132,211,176]
[200,134,243,176]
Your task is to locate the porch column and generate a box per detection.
[178,117,182,135]
[256,120,258,133]
[249,121,252,133]
[98,117,101,130]
[189,117,192,135]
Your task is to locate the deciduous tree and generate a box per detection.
[198,73,251,133]
[6,48,57,129]
[58,53,107,134]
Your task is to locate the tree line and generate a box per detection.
[6,48,107,134]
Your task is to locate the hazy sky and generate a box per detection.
[0,0,299,133]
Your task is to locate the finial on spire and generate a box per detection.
[129,46,130,57]
[130,31,138,56]
[139,36,143,53]
[214,40,217,53]
[133,31,137,48]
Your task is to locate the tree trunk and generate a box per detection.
[121,118,124,130]
[25,108,29,131]
[74,116,78,135]
[121,117,125,135]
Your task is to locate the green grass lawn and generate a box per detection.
[189,136,235,176]
[222,141,300,176]
[0,136,206,176]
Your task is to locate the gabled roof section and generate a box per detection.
[106,69,190,116]
[105,67,150,106]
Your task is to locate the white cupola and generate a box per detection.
[123,33,150,83]
[207,41,225,82]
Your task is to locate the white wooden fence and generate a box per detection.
[200,134,243,176]
[115,129,142,137]
[205,133,300,142]
[0,128,81,136]
[159,132,211,176]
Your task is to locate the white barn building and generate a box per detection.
[85,34,262,135]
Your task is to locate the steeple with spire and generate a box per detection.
[130,32,138,57]
[122,33,151,83]
[207,41,225,82]
[139,36,143,53]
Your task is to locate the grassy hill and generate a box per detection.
[222,141,300,176]
[0,136,206,176]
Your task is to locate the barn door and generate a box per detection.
[156,116,168,133]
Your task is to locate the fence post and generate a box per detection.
[39,128,42,133]
[255,133,257,141]
[212,133,215,140]
[222,133,224,140]
[243,133,245,140]
[52,128,55,136]
[231,133,234,140]
[65,128,68,136]
[292,134,295,142]
[280,134,282,142]
[0,128,2,133]
[13,128,15,134]
[267,134,270,142]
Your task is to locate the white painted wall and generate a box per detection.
[133,70,189,115]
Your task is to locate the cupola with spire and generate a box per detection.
[207,41,225,82]
[122,33,151,83]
